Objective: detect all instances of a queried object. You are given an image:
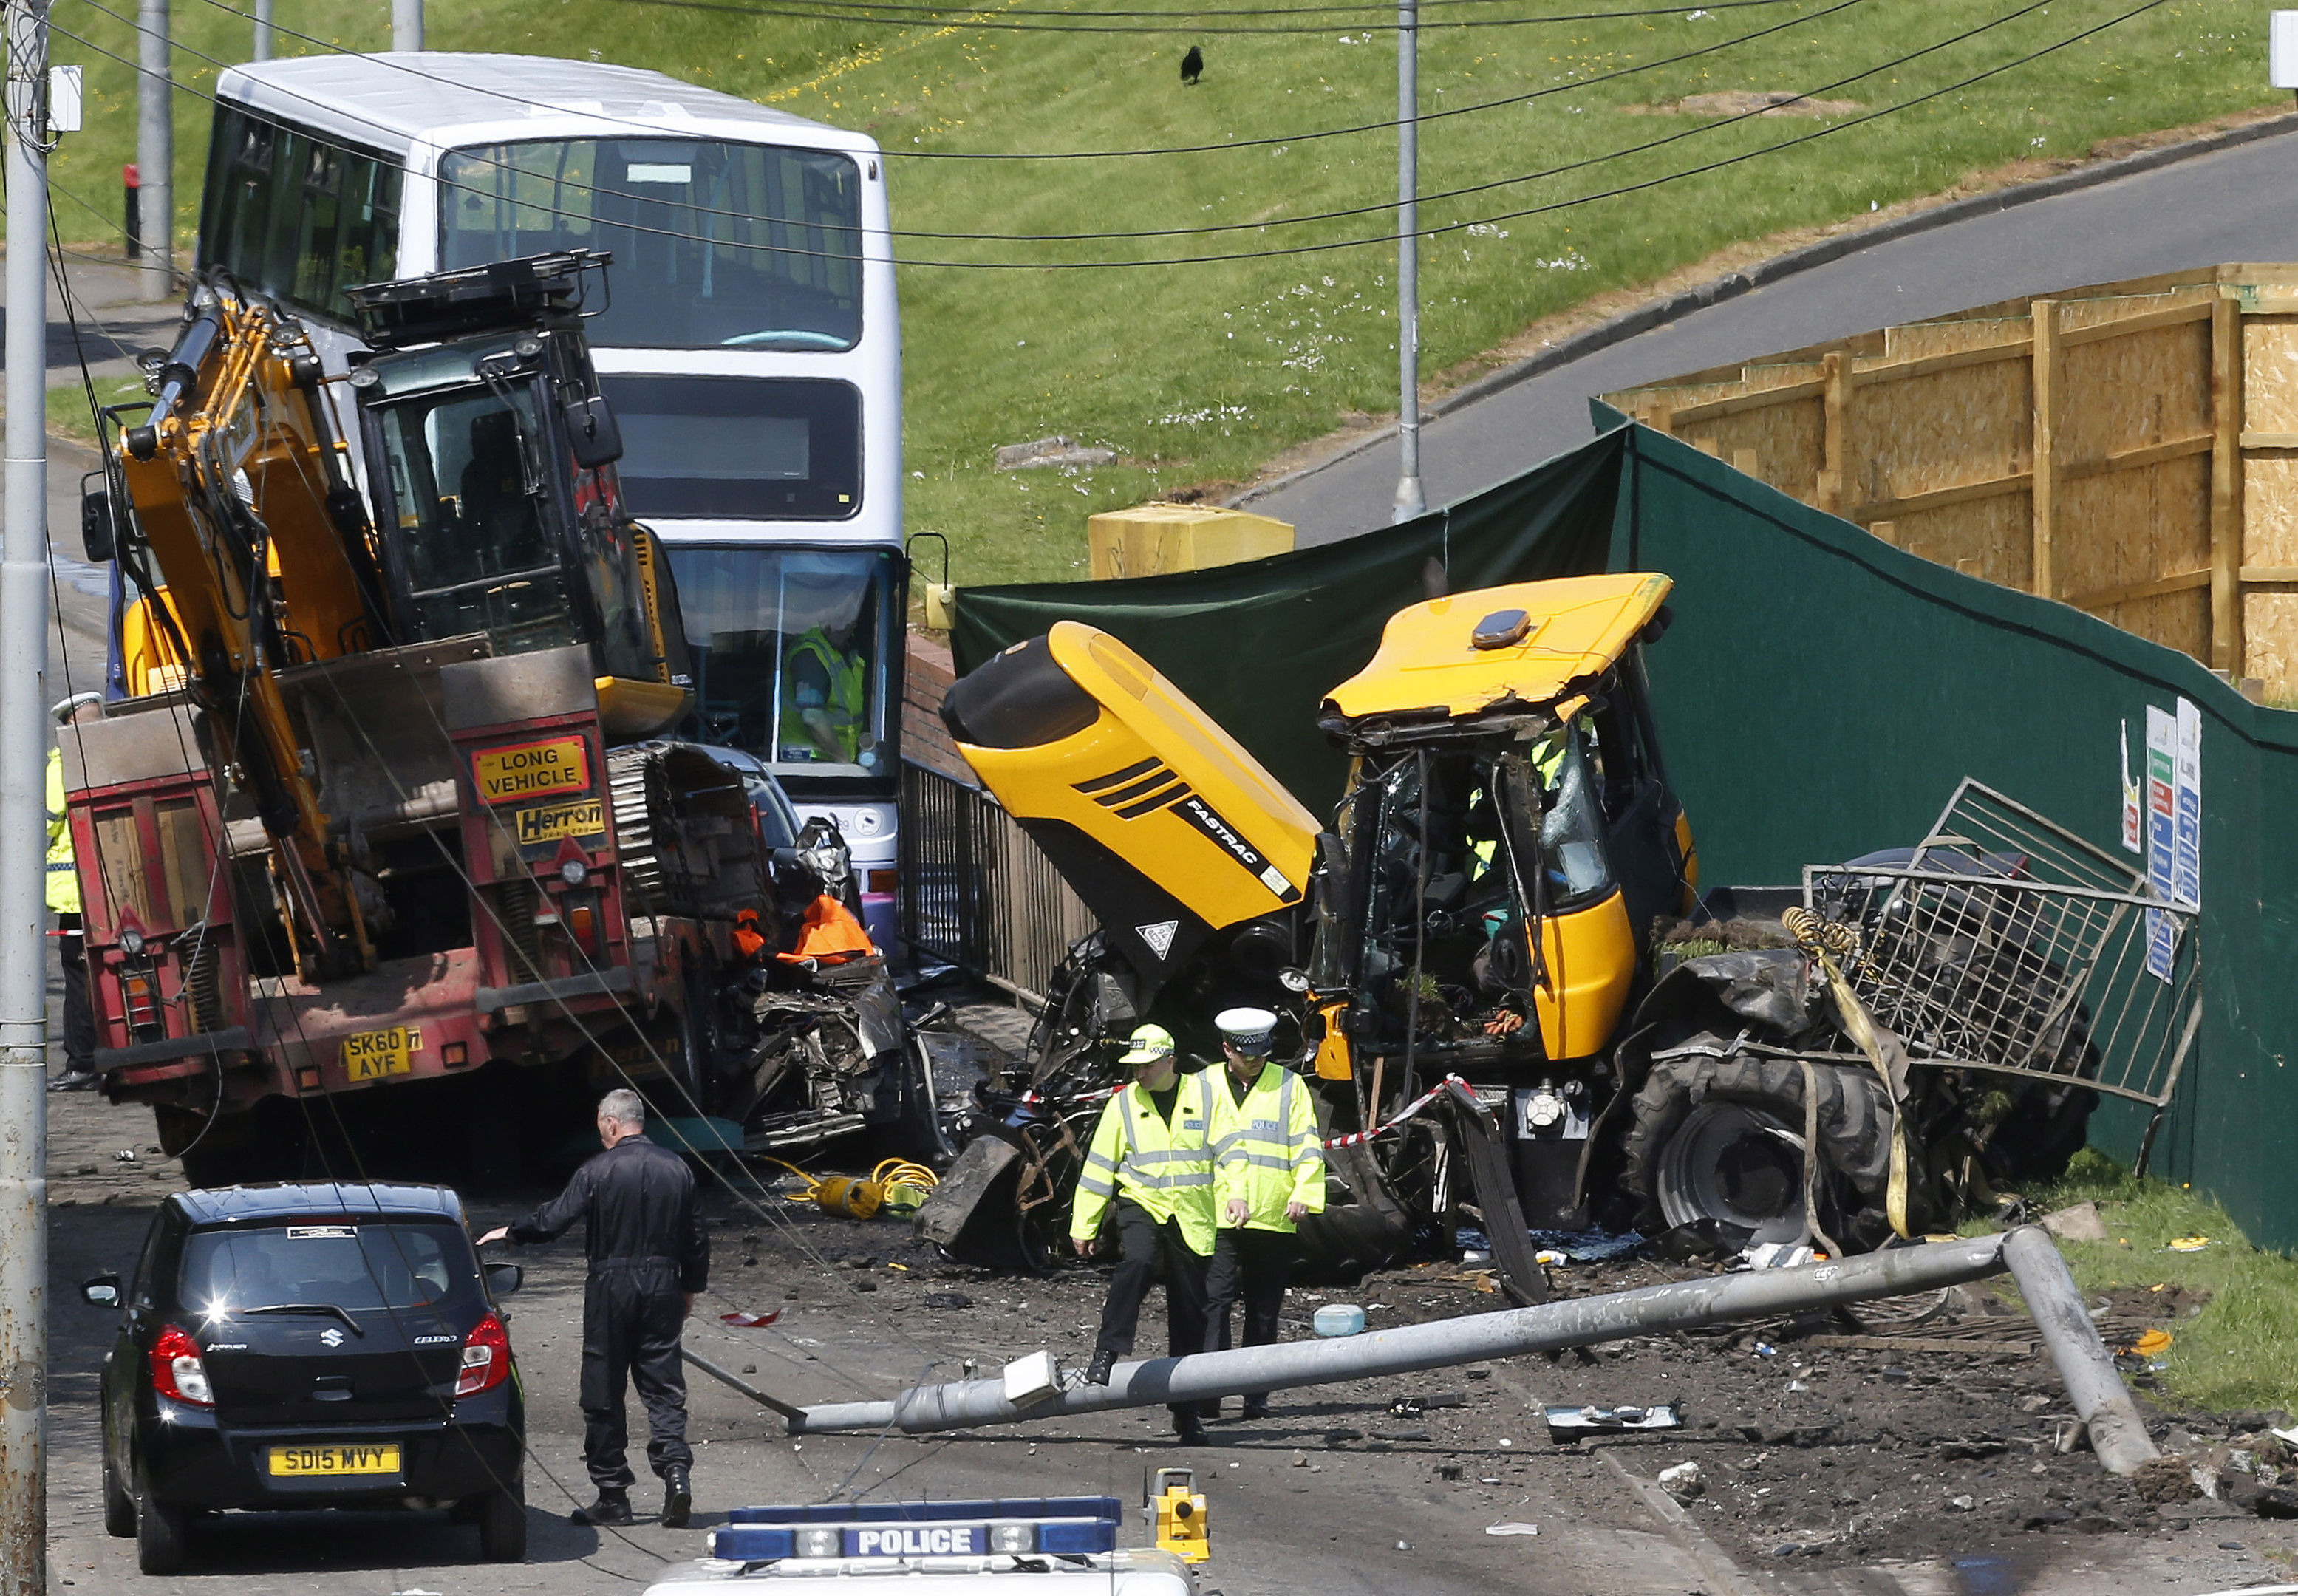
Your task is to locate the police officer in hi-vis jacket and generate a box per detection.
[1203,1006,1323,1421]
[1071,1023,1218,1445]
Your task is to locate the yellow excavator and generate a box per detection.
[62,253,766,1179]
[923,576,1699,1283]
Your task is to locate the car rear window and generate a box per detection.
[179,1223,482,1317]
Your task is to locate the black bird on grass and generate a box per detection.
[1181,45,1204,84]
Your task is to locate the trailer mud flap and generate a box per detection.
[1445,1082,1547,1306]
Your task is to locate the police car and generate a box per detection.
[641,1496,1196,1595]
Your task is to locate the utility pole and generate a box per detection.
[392,0,423,51]
[134,0,169,300]
[252,0,271,60]
[1389,0,1425,524]
[0,0,55,1585]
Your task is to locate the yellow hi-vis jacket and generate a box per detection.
[45,747,80,915]
[783,629,869,763]
[1211,1061,1326,1234]
[1070,1071,1217,1256]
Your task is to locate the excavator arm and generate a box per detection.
[115,285,391,975]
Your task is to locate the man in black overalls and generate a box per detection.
[481,1088,708,1527]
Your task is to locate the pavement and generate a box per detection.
[1255,120,2298,548]
[0,248,175,709]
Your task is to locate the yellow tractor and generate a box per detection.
[927,575,1699,1283]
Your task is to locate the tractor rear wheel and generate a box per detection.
[1623,1051,1898,1251]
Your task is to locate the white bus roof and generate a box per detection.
[214,53,876,162]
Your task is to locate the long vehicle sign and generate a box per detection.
[472,736,590,804]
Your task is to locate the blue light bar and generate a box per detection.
[711,1498,1123,1562]
[711,1527,794,1561]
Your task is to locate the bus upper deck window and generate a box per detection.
[438,138,862,352]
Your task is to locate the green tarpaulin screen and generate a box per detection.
[952,428,1626,814]
[949,418,2298,1251]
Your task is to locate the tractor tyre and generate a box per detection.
[1623,1051,1900,1252]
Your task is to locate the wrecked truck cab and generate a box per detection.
[1294,573,1697,1252]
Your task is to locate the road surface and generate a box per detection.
[1260,124,2298,547]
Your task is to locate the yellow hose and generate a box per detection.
[754,1156,940,1221]
[873,1158,939,1216]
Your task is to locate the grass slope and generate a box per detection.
[1994,1150,2298,1416]
[35,0,2278,584]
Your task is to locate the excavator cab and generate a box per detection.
[348,251,692,740]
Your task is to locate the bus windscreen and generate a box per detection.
[664,546,899,784]
[438,139,862,352]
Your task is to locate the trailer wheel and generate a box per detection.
[670,969,715,1119]
[1982,1077,2098,1188]
[1622,1051,1896,1249]
[896,1034,957,1162]
[1292,1141,1416,1280]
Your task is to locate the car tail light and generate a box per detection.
[151,1324,211,1407]
[867,868,899,895]
[456,1312,511,1398]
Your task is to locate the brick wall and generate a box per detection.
[903,630,973,782]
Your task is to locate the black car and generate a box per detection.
[83,1181,528,1575]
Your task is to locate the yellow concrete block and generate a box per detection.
[1087,502,1294,581]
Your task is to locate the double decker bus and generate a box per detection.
[197,52,907,943]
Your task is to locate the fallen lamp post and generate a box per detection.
[709,1228,2152,1475]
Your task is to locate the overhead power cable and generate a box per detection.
[819,0,2057,240]
[185,0,1861,162]
[613,0,1813,35]
[52,0,2168,267]
[201,0,1824,30]
[67,0,2068,251]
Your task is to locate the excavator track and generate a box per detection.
[607,742,766,924]
[609,748,667,915]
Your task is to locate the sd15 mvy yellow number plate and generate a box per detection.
[341,1026,421,1082]
[267,1443,401,1476]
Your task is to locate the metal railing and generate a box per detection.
[1801,780,2200,1170]
[899,759,1097,1008]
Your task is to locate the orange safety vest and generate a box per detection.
[734,908,768,959]
[774,894,876,965]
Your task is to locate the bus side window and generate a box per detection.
[197,102,405,324]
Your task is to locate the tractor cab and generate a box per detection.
[1309,573,1696,1068]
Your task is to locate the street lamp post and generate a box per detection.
[0,3,55,1589]
[1390,0,1425,524]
